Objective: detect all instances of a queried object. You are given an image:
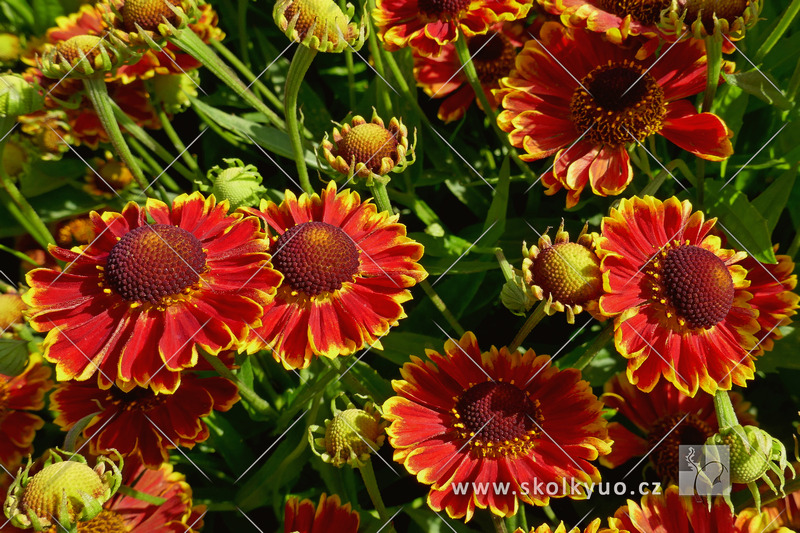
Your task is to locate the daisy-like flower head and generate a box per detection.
[274,0,367,53]
[38,33,134,79]
[608,485,795,533]
[103,0,199,44]
[495,23,734,208]
[4,448,123,532]
[741,471,800,531]
[24,192,283,394]
[240,182,427,370]
[597,196,761,396]
[661,0,762,40]
[515,519,608,533]
[284,493,359,533]
[50,373,239,468]
[522,221,603,323]
[0,357,54,471]
[309,396,387,467]
[414,22,525,122]
[536,0,673,43]
[600,372,755,482]
[383,331,611,521]
[321,111,415,185]
[374,0,531,57]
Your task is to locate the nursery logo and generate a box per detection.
[678,445,730,496]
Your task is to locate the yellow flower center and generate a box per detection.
[468,31,517,85]
[596,0,671,25]
[418,0,471,20]
[531,242,602,306]
[335,123,399,174]
[570,60,666,147]
[96,160,134,193]
[105,224,207,305]
[56,36,112,68]
[57,218,96,248]
[283,0,355,45]
[650,244,735,329]
[272,221,360,297]
[452,381,543,458]
[684,0,750,34]
[44,510,128,533]
[121,0,181,32]
[325,408,383,465]
[0,293,26,330]
[647,413,714,482]
[21,462,106,522]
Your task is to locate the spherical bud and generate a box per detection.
[274,0,367,53]
[200,158,266,210]
[309,397,387,468]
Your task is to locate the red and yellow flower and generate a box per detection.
[608,485,794,533]
[600,372,756,482]
[374,0,530,57]
[535,0,669,43]
[495,23,734,207]
[50,373,239,468]
[383,331,611,521]
[24,193,282,394]
[240,182,427,370]
[515,519,607,533]
[597,196,760,396]
[0,356,54,471]
[413,21,527,122]
[284,493,359,533]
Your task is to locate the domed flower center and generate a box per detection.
[272,221,360,297]
[684,0,749,33]
[325,408,384,465]
[283,0,354,44]
[647,413,714,482]
[60,510,127,533]
[596,0,671,26]
[121,0,181,32]
[418,0,471,20]
[335,123,399,174]
[531,242,602,306]
[109,385,165,411]
[468,32,517,85]
[657,244,735,329]
[56,35,112,67]
[21,462,106,521]
[105,224,207,305]
[571,61,666,147]
[452,381,543,458]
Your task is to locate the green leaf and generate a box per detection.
[205,412,256,477]
[756,326,800,372]
[0,339,28,376]
[702,180,777,263]
[2,0,35,28]
[0,186,103,239]
[722,71,792,110]
[751,166,798,235]
[375,332,444,366]
[32,0,64,34]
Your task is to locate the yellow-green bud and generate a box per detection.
[310,398,386,468]
[0,75,45,118]
[203,158,266,210]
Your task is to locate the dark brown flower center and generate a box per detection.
[468,32,517,85]
[271,221,360,297]
[335,123,399,174]
[121,0,181,32]
[531,242,602,306]
[570,61,666,147]
[418,0,471,20]
[105,224,206,305]
[656,244,735,329]
[684,0,750,34]
[596,0,671,26]
[109,386,164,411]
[648,413,715,482]
[452,381,543,458]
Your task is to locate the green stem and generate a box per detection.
[166,29,285,128]
[325,356,373,399]
[63,411,101,452]
[495,248,514,282]
[156,106,202,179]
[509,301,547,352]
[284,45,318,195]
[713,390,739,431]
[542,505,557,524]
[755,0,800,64]
[201,351,277,419]
[366,15,394,116]
[276,367,338,429]
[419,280,466,336]
[492,514,509,533]
[236,0,251,67]
[572,321,614,370]
[787,227,800,260]
[786,55,800,104]
[699,33,724,207]
[368,180,392,213]
[117,484,167,506]
[516,504,528,531]
[359,459,397,533]
[82,77,149,193]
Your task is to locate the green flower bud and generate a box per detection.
[501,273,535,317]
[0,75,45,118]
[149,72,197,114]
[274,0,367,53]
[38,34,134,80]
[309,396,386,468]
[202,158,266,210]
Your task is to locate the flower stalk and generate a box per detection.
[509,300,547,352]
[201,351,277,419]
[359,458,397,533]
[285,45,318,195]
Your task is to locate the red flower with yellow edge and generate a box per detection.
[495,23,734,208]
[739,473,800,532]
[740,250,799,353]
[24,193,282,394]
[414,21,526,122]
[600,372,756,482]
[608,485,795,533]
[373,0,531,57]
[0,356,54,471]
[0,461,206,532]
[240,182,427,370]
[597,196,760,397]
[284,493,359,533]
[50,373,238,468]
[515,519,608,533]
[383,331,611,521]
